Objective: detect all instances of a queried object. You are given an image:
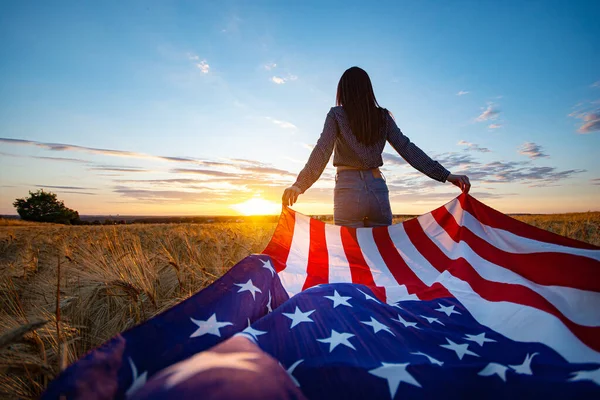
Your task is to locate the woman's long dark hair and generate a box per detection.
[336,67,387,146]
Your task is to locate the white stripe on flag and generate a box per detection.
[419,213,600,327]
[438,271,600,364]
[325,224,352,284]
[279,212,311,297]
[446,200,600,260]
[357,228,417,303]
[388,221,442,287]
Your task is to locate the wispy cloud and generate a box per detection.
[570,109,600,134]
[113,187,220,203]
[115,178,204,185]
[0,151,88,163]
[264,62,277,70]
[187,53,210,73]
[458,140,491,153]
[56,191,96,196]
[456,90,469,96]
[271,74,298,85]
[382,152,406,165]
[1,137,150,158]
[239,166,294,176]
[517,142,548,159]
[171,169,237,177]
[89,166,149,173]
[488,123,502,129]
[298,142,314,151]
[591,178,600,185]
[196,60,210,73]
[0,137,209,165]
[35,185,95,190]
[569,84,600,133]
[266,117,297,129]
[393,151,583,187]
[475,104,500,122]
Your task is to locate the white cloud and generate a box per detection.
[518,142,548,159]
[266,117,297,129]
[457,140,491,153]
[488,123,502,129]
[569,107,600,134]
[271,74,298,85]
[476,104,500,122]
[196,60,210,74]
[187,53,200,61]
[591,80,600,88]
[264,63,277,70]
[457,90,469,96]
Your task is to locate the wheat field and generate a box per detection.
[0,212,598,398]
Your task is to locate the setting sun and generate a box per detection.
[232,197,281,216]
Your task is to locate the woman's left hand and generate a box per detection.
[282,186,302,207]
[447,174,471,194]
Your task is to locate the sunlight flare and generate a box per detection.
[232,197,280,216]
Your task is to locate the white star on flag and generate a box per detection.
[324,290,352,308]
[235,279,262,300]
[190,313,233,338]
[357,288,380,303]
[317,329,356,352]
[509,353,538,375]
[392,314,420,329]
[361,317,395,335]
[283,306,315,328]
[440,338,480,360]
[435,303,461,317]
[157,351,261,389]
[261,259,276,276]
[368,362,421,398]
[285,359,303,387]
[420,315,445,326]
[478,363,509,382]
[568,367,600,385]
[241,318,267,342]
[125,357,147,397]
[411,351,444,366]
[464,332,496,347]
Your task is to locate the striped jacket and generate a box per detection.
[293,106,450,193]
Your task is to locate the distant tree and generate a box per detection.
[13,190,80,225]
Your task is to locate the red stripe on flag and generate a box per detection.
[302,218,329,290]
[431,206,600,291]
[404,217,600,353]
[372,226,452,301]
[262,206,295,272]
[341,227,387,303]
[458,194,599,250]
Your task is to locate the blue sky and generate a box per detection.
[1,0,599,215]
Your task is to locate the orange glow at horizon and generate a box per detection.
[231,197,281,216]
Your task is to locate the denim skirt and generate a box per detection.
[333,169,393,228]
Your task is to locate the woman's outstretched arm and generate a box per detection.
[386,113,471,193]
[282,110,337,206]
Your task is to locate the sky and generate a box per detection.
[1,0,599,216]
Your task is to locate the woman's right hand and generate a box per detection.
[282,186,302,207]
[447,174,471,194]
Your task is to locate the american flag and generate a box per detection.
[43,194,600,399]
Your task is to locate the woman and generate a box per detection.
[282,66,470,228]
